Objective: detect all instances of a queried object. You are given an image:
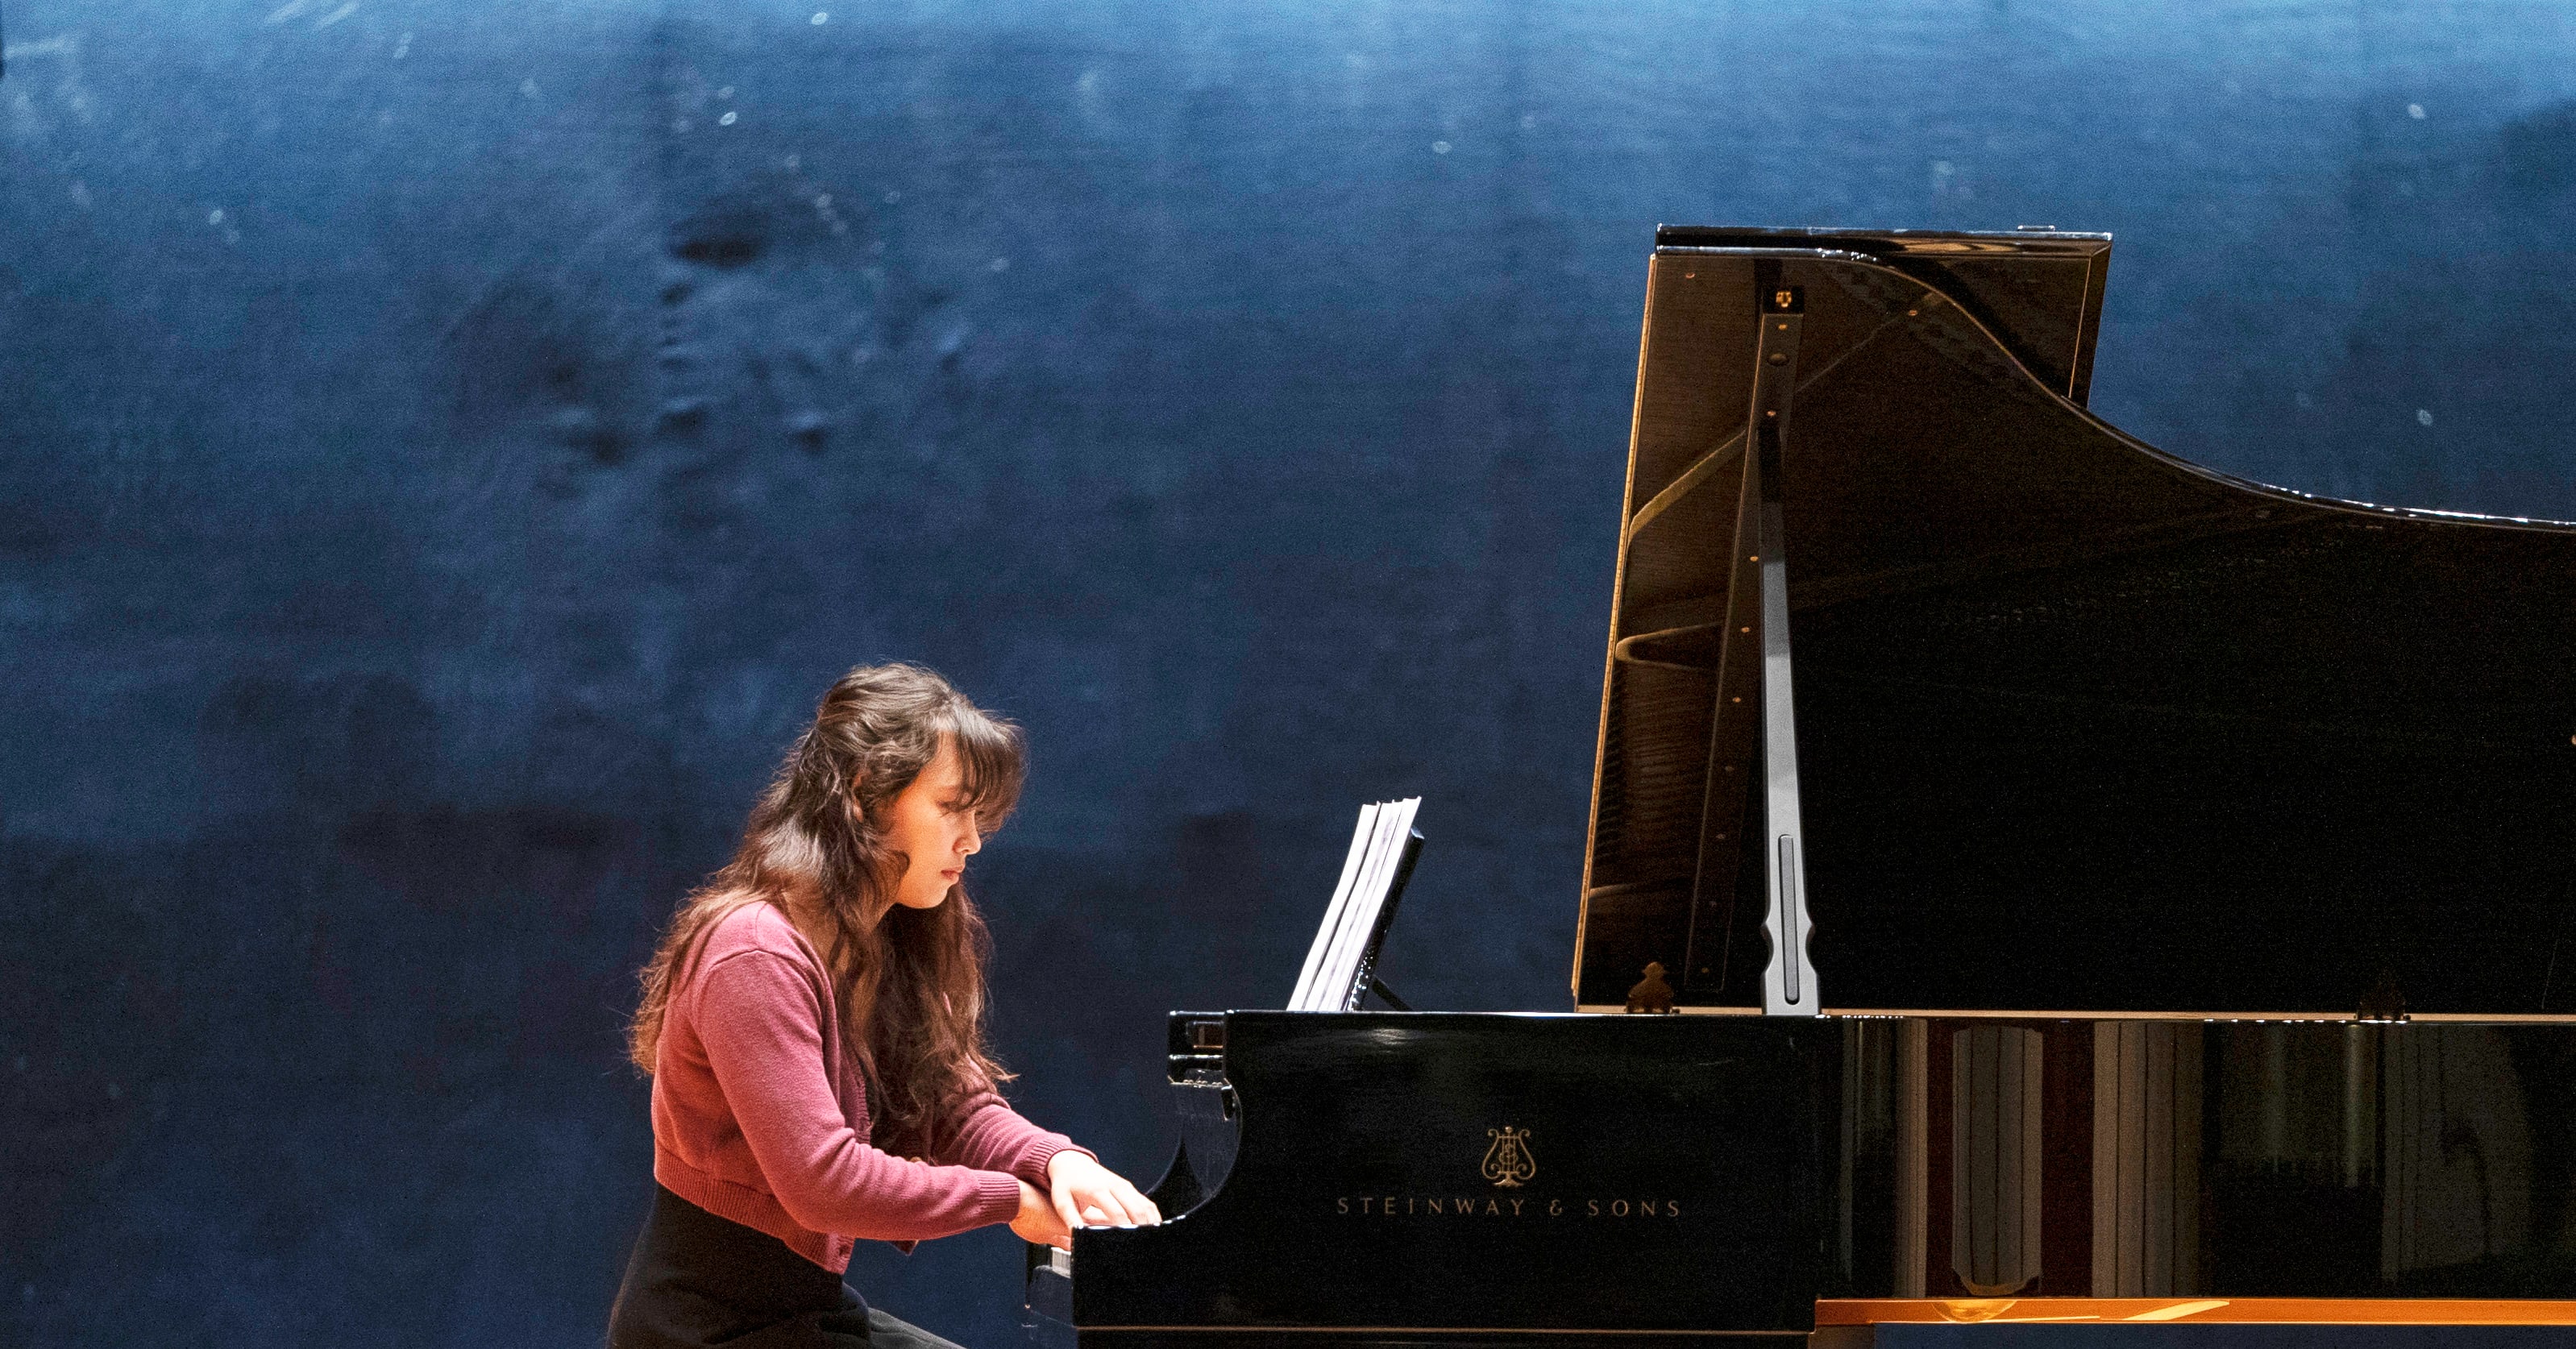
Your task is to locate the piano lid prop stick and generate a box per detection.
[1748,271,1818,1017]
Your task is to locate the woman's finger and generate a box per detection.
[1117,1181,1162,1225]
[1085,1189,1136,1227]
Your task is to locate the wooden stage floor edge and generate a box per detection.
[1814,1298,2576,1326]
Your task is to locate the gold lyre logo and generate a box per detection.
[1481,1127,1536,1188]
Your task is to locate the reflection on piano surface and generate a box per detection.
[1028,228,2576,1347]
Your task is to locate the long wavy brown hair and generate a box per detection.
[629,662,1026,1156]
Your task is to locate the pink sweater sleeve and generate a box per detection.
[935,1091,1095,1186]
[693,951,1024,1242]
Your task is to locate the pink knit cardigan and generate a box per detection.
[650,902,1087,1271]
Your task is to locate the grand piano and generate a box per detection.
[1025,228,2576,1346]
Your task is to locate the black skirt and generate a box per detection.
[607,1185,971,1349]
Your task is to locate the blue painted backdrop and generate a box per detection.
[3,1,2573,1344]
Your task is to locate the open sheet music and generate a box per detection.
[1286,799,1422,1011]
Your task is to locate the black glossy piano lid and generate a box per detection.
[1577,226,2576,1017]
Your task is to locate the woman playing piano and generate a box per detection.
[608,663,1161,1349]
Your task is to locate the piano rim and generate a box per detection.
[1566,1007,2576,1022]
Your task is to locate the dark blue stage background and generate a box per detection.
[3,1,2574,1344]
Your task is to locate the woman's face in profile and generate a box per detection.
[878,737,983,911]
